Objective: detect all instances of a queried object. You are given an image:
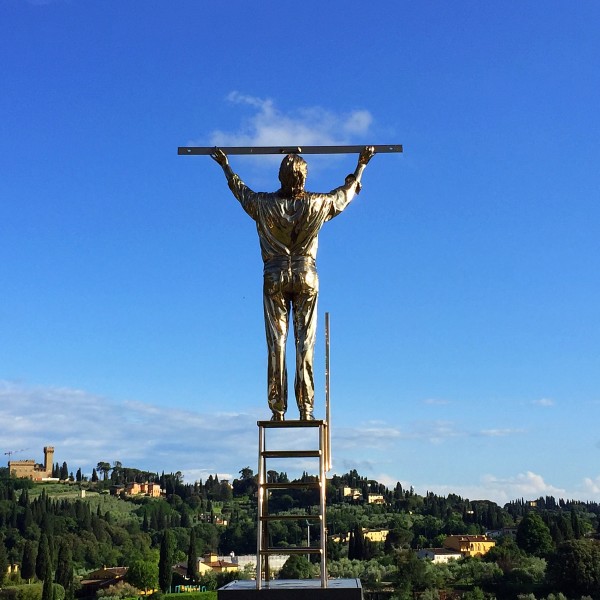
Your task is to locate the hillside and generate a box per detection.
[1,466,600,599]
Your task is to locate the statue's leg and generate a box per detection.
[292,270,319,420]
[263,272,290,419]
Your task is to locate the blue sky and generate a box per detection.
[1,1,599,505]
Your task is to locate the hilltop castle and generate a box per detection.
[8,446,54,480]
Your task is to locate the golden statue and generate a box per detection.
[211,146,375,421]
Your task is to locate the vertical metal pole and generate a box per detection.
[256,425,265,590]
[319,423,327,587]
[325,313,332,471]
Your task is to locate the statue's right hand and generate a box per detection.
[210,148,229,167]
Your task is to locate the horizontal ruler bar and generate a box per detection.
[178,144,402,155]
[261,450,321,458]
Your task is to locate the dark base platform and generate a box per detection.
[218,579,363,600]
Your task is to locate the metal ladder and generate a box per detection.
[256,419,329,589]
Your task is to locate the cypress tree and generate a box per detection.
[354,524,366,560]
[17,505,33,534]
[21,540,37,582]
[36,533,51,581]
[41,561,54,600]
[0,540,8,586]
[55,539,73,600]
[571,510,582,539]
[18,489,29,507]
[186,529,198,582]
[348,529,356,560]
[159,530,175,592]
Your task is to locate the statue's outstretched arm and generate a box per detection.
[210,147,235,181]
[347,146,375,194]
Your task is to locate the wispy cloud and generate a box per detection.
[423,398,451,406]
[532,397,555,407]
[333,416,526,457]
[0,380,256,482]
[4,381,594,505]
[482,471,566,499]
[479,428,525,437]
[201,92,374,168]
[334,422,405,451]
[582,476,600,495]
[418,471,567,505]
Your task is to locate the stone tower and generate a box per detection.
[43,446,55,476]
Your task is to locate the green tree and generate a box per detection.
[21,540,37,582]
[96,462,111,481]
[158,530,175,592]
[385,527,413,553]
[348,524,366,560]
[91,468,98,482]
[462,586,485,600]
[546,539,600,596]
[516,512,553,557]
[393,549,436,593]
[125,559,158,593]
[0,540,8,586]
[36,533,52,582]
[278,555,318,579]
[483,537,525,573]
[42,561,54,600]
[59,462,69,481]
[54,539,73,600]
[186,528,198,582]
[328,558,363,579]
[96,581,141,599]
[570,510,583,539]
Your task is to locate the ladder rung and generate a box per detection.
[261,547,323,555]
[262,481,320,490]
[258,419,324,429]
[260,514,322,522]
[262,450,321,458]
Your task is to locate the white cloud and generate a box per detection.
[4,381,597,505]
[421,420,463,444]
[581,476,600,496]
[0,380,257,483]
[533,398,555,407]
[423,398,450,405]
[479,428,525,437]
[205,93,374,162]
[481,471,566,500]
[334,422,405,451]
[413,471,568,505]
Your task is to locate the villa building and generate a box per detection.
[8,447,54,481]
[443,535,496,557]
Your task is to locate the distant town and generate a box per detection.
[2,446,600,599]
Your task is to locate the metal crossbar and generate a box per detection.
[178,144,402,155]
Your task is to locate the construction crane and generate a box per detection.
[4,449,29,459]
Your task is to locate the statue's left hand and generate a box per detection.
[210,148,229,167]
[359,146,376,165]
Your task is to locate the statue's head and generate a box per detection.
[279,154,307,197]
